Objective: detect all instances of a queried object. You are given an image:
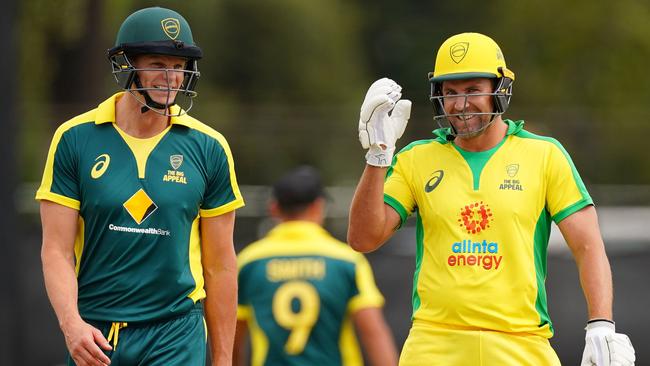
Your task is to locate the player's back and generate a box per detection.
[237,221,376,366]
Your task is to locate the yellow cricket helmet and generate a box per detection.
[430,32,514,82]
[428,32,516,137]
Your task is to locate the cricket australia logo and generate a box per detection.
[163,154,187,184]
[499,163,524,191]
[450,42,469,64]
[506,164,519,177]
[161,18,180,40]
[170,155,183,170]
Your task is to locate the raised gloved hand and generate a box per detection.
[358,78,411,167]
[581,319,635,366]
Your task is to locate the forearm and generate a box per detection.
[560,206,614,320]
[232,320,248,366]
[348,165,390,252]
[41,245,82,328]
[354,307,398,366]
[204,267,238,366]
[363,320,398,366]
[574,242,613,320]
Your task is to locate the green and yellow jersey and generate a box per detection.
[237,221,384,366]
[36,92,244,323]
[385,120,591,338]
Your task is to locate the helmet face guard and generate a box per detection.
[108,7,203,116]
[429,72,513,138]
[428,32,515,138]
[109,48,200,116]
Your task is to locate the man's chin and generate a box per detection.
[453,125,487,139]
[147,90,178,102]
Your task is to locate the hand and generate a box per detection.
[62,318,113,366]
[358,78,411,167]
[581,320,635,366]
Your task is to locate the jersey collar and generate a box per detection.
[266,221,332,241]
[94,92,193,128]
[432,119,525,143]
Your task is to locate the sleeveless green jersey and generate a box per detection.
[36,93,244,322]
[385,120,591,338]
[237,221,384,366]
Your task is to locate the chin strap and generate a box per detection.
[133,76,175,112]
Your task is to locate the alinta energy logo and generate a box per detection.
[457,201,493,234]
[448,201,502,270]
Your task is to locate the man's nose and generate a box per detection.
[451,95,468,112]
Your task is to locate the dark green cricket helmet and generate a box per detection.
[108,7,203,115]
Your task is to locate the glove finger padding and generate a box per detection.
[391,99,412,140]
[365,78,400,99]
[582,320,635,366]
[607,334,635,365]
[359,94,395,149]
[360,94,395,124]
[358,77,410,167]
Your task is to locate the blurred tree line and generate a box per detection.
[18,0,650,186]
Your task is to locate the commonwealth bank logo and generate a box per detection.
[123,189,158,225]
[161,18,180,40]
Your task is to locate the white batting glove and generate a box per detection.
[358,78,411,167]
[581,320,635,366]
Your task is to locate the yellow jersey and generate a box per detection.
[384,120,591,338]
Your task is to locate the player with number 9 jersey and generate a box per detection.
[234,166,396,366]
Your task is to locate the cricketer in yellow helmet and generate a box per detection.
[349,32,635,365]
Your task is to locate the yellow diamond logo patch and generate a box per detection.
[123,189,158,225]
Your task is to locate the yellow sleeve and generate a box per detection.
[35,123,81,210]
[384,151,416,226]
[237,304,252,321]
[348,255,384,313]
[545,141,592,223]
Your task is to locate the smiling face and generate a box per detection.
[131,54,188,106]
[440,77,496,138]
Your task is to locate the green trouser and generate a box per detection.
[68,303,206,366]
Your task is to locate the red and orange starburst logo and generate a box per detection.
[458,201,494,234]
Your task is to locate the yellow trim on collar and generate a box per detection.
[95,92,193,127]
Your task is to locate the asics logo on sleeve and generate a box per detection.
[91,154,110,179]
[424,170,444,192]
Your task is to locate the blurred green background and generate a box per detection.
[16,0,650,185]
[3,0,649,365]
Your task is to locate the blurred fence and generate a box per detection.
[12,183,650,365]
